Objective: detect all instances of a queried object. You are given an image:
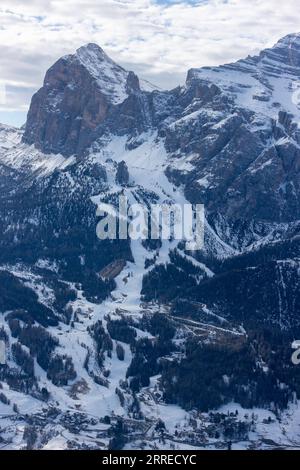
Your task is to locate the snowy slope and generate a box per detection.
[75,44,130,105]
[188,33,300,121]
[0,124,75,176]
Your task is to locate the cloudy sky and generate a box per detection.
[0,0,299,127]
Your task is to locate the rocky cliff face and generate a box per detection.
[162,34,300,224]
[23,44,142,156]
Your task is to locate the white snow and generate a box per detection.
[76,44,129,105]
[0,125,75,176]
[190,36,300,123]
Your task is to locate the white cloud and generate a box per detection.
[0,0,299,126]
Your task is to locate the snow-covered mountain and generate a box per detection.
[0,34,299,450]
[188,33,300,119]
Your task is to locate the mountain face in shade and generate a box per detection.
[0,34,299,450]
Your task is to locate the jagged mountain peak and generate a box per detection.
[23,42,143,155]
[186,32,300,121]
[187,31,300,78]
[77,42,107,56]
[61,42,135,105]
[75,43,134,103]
[75,43,120,69]
[275,32,300,47]
[74,43,158,93]
[258,32,300,69]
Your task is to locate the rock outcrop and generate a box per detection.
[116,160,129,186]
